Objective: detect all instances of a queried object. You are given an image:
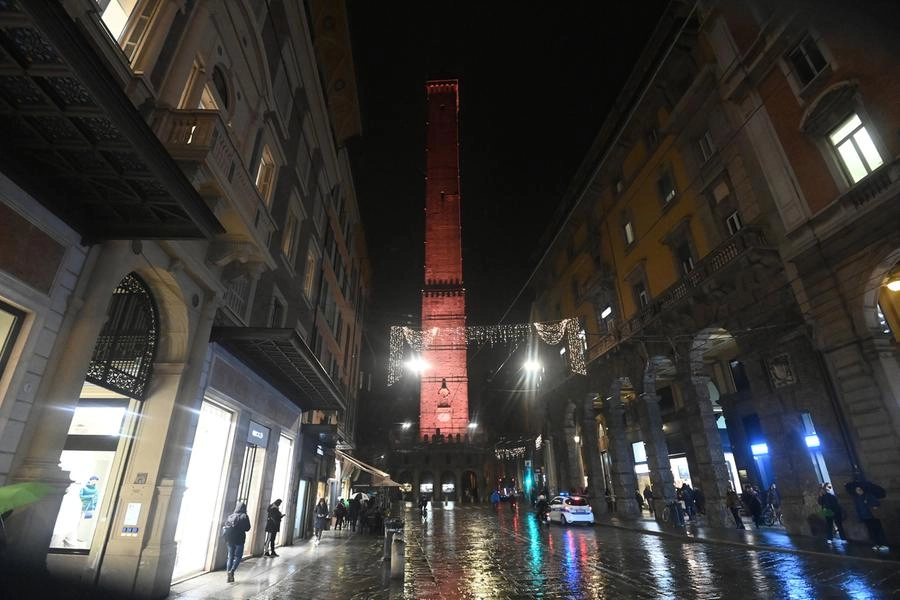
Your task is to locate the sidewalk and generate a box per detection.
[168,527,395,600]
[597,512,900,563]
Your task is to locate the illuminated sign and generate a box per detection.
[247,420,270,448]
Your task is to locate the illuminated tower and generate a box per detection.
[420,80,468,439]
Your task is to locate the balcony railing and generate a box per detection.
[587,226,775,362]
[152,108,275,254]
[839,156,900,209]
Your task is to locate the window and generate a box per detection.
[828,113,884,184]
[787,34,828,88]
[633,282,650,308]
[312,196,327,233]
[697,130,716,162]
[281,202,302,265]
[658,171,677,206]
[198,84,219,110]
[212,67,229,110]
[96,0,161,62]
[622,217,635,246]
[269,296,285,328]
[255,146,277,205]
[302,247,319,300]
[0,299,25,381]
[726,211,743,235]
[676,242,695,274]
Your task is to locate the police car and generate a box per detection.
[548,493,594,526]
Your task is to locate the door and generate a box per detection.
[270,435,293,546]
[172,400,234,580]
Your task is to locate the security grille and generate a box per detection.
[85,273,159,400]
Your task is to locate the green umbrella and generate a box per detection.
[0,482,52,515]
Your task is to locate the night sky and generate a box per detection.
[347,2,668,436]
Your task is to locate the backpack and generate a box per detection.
[221,524,232,540]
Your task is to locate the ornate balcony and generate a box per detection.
[151,108,276,267]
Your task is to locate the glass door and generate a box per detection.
[171,400,234,580]
[270,435,293,545]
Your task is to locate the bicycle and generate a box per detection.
[761,503,783,527]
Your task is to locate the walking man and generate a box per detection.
[223,501,251,583]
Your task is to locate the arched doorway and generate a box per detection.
[440,471,457,502]
[49,273,158,556]
[418,471,434,502]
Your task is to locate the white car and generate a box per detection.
[548,495,594,525]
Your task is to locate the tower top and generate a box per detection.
[425,80,459,111]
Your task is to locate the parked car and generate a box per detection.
[548,494,594,525]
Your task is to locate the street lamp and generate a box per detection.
[401,422,412,430]
[523,359,541,373]
[573,435,581,444]
[886,269,900,292]
[405,355,429,373]
[468,422,478,429]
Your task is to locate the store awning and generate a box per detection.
[336,450,399,486]
[212,328,346,411]
[0,2,223,241]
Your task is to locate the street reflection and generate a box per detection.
[639,533,675,592]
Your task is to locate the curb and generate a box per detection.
[596,520,898,565]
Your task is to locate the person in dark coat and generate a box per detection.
[693,486,706,515]
[223,501,251,582]
[314,497,329,543]
[853,485,889,551]
[334,498,347,530]
[348,495,361,532]
[643,486,655,516]
[742,485,763,529]
[817,483,845,544]
[680,483,696,519]
[726,489,744,529]
[264,499,283,557]
[634,490,644,513]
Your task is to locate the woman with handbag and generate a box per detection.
[817,482,846,545]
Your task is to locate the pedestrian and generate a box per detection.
[852,485,889,551]
[222,501,251,583]
[634,490,644,513]
[313,497,329,544]
[419,495,428,519]
[348,495,361,532]
[680,482,696,519]
[605,487,614,513]
[693,486,706,515]
[264,499,283,557]
[765,483,781,523]
[726,489,745,529]
[643,485,655,516]
[334,498,347,530]
[742,485,763,529]
[490,490,500,508]
[817,483,846,545]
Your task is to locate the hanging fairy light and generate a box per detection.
[387,318,586,384]
[494,446,527,460]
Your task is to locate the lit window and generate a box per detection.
[255,146,277,205]
[726,211,743,235]
[828,113,883,184]
[623,220,635,245]
[676,242,694,274]
[787,34,828,87]
[97,0,161,62]
[198,84,219,110]
[633,282,649,308]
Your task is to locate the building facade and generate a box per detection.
[528,0,899,542]
[0,1,370,597]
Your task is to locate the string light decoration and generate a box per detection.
[388,318,587,385]
[495,446,527,460]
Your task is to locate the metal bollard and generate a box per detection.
[390,535,405,579]
[382,529,395,561]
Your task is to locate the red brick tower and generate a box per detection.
[420,80,468,439]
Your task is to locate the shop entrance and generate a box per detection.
[238,420,270,556]
[270,434,293,546]
[171,400,234,580]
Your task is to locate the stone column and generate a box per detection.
[678,372,733,528]
[562,400,584,492]
[634,389,677,524]
[581,394,606,513]
[8,242,135,568]
[602,381,638,518]
[101,292,219,599]
[744,354,822,536]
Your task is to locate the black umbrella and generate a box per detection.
[844,480,886,499]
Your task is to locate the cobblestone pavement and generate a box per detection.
[169,505,900,600]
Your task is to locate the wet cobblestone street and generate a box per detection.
[170,505,900,599]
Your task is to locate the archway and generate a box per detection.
[440,470,457,501]
[461,470,478,503]
[418,471,434,502]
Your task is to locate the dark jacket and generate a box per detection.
[224,502,251,545]
[265,503,284,533]
[348,497,361,518]
[818,493,843,519]
[742,491,762,516]
[852,492,880,520]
